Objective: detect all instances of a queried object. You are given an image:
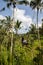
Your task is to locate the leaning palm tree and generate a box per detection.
[30,0,43,41]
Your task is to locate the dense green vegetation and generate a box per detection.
[0,18,43,65]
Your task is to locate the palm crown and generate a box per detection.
[30,0,43,9]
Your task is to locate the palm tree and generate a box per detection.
[3,0,16,55]
[15,20,22,34]
[3,0,29,55]
[30,0,43,41]
[29,24,37,34]
[0,16,12,33]
[2,1,29,64]
[5,16,12,32]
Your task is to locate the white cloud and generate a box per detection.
[14,8,32,28]
[0,15,6,20]
[38,22,42,27]
[12,8,32,33]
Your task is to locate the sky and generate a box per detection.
[0,0,43,34]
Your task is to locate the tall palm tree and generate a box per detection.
[3,0,29,54]
[30,0,43,41]
[3,0,16,55]
[2,1,29,65]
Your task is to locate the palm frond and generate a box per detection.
[15,20,22,29]
[3,0,13,2]
[30,1,36,9]
[16,0,29,5]
[5,16,11,20]
[7,2,12,8]
[0,7,5,12]
[30,0,42,9]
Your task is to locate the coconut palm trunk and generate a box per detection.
[10,4,15,65]
[37,7,39,40]
[11,5,14,54]
[37,7,41,48]
[36,7,40,41]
